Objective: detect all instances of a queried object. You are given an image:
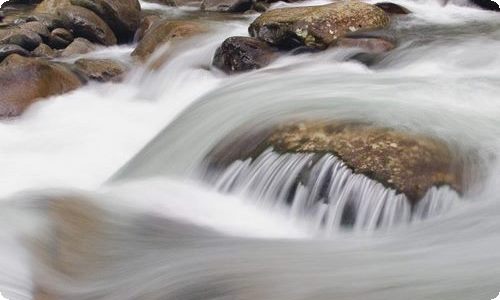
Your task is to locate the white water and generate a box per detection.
[208,149,461,232]
[0,0,500,299]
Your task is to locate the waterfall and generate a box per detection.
[207,148,461,232]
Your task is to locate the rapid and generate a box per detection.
[0,0,499,299]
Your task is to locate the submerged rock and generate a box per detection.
[336,37,395,54]
[0,54,82,117]
[208,121,464,203]
[374,2,411,14]
[74,58,127,82]
[131,20,205,62]
[57,5,117,46]
[70,0,141,42]
[201,0,252,12]
[249,1,390,50]
[213,36,278,73]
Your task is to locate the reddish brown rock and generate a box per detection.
[0,54,83,117]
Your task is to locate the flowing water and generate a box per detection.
[1,0,500,299]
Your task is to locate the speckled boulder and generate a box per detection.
[249,1,390,50]
[263,122,463,203]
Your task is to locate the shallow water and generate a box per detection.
[1,0,500,299]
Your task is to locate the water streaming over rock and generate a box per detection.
[207,148,461,232]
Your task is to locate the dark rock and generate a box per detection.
[60,37,95,56]
[74,58,127,82]
[201,0,252,12]
[0,54,82,117]
[249,2,390,50]
[48,27,73,49]
[375,2,411,14]
[0,28,42,50]
[0,44,30,61]
[213,36,278,73]
[57,5,117,46]
[32,43,55,57]
[470,0,500,11]
[70,0,141,42]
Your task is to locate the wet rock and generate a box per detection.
[133,15,161,42]
[249,1,390,50]
[35,0,71,13]
[258,121,463,203]
[0,28,42,50]
[336,37,395,54]
[201,0,252,12]
[131,20,205,62]
[32,43,55,57]
[70,0,141,42]
[26,13,70,31]
[470,0,500,11]
[48,27,74,49]
[213,36,278,73]
[60,37,95,56]
[0,54,82,117]
[57,5,117,46]
[19,21,50,41]
[74,58,127,82]
[0,44,30,61]
[375,2,411,14]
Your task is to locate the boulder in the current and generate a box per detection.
[0,54,83,117]
[213,36,278,73]
[249,1,390,50]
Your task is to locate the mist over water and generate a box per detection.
[0,0,500,299]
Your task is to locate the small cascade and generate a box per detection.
[206,148,461,232]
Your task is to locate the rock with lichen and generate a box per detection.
[207,121,464,204]
[248,1,390,50]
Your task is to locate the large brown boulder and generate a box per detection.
[0,54,83,117]
[213,36,278,73]
[208,121,464,204]
[70,0,141,42]
[249,1,390,50]
[56,5,117,46]
[131,20,205,62]
[263,122,463,203]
